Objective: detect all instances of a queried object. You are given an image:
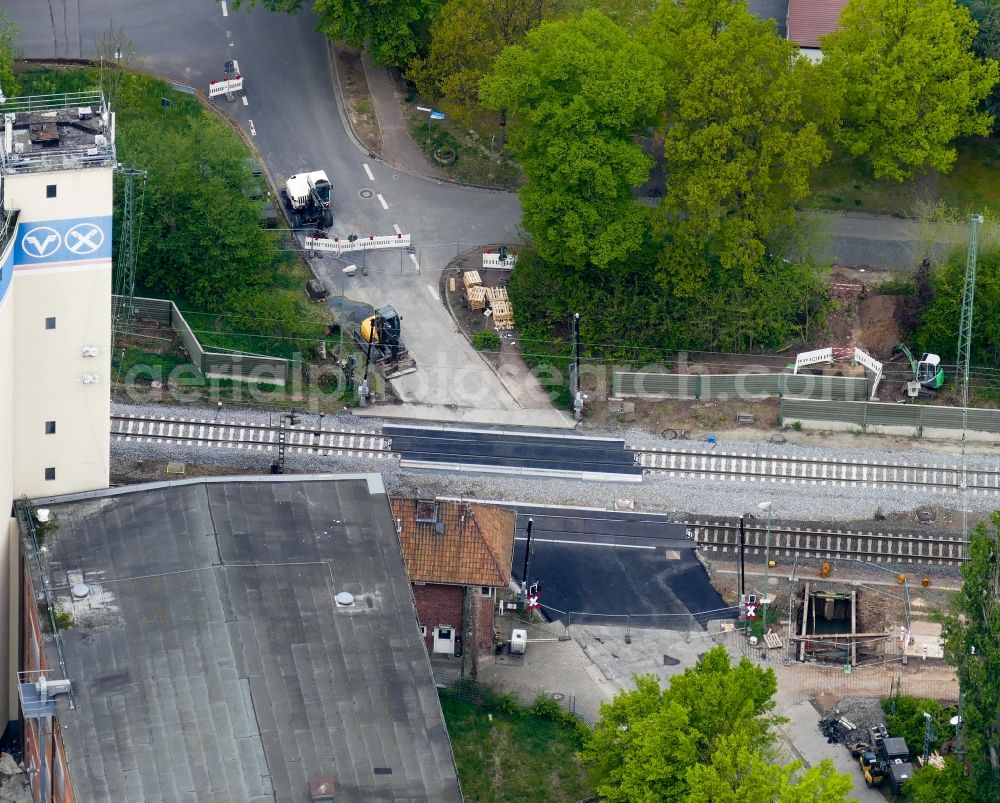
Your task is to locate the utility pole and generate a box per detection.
[573,312,584,420]
[958,213,983,542]
[923,711,934,765]
[758,501,774,634]
[738,514,747,602]
[520,518,534,597]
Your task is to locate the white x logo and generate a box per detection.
[65,223,105,255]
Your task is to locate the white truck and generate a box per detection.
[280,170,332,229]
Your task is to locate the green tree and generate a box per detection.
[480,10,663,269]
[233,0,439,66]
[313,0,442,66]
[962,1,1000,123]
[881,695,952,756]
[581,646,847,803]
[941,511,1000,801]
[904,757,974,803]
[684,729,853,803]
[821,0,999,181]
[647,0,831,299]
[912,248,1000,369]
[411,0,561,125]
[0,12,18,99]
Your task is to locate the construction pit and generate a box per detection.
[790,581,902,668]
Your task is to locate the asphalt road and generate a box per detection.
[512,506,727,623]
[10,0,541,420]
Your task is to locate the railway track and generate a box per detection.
[636,447,1000,495]
[111,415,393,459]
[688,517,968,566]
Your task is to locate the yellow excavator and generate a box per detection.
[858,749,886,787]
[352,306,416,379]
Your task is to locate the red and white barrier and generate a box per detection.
[305,233,411,255]
[208,76,244,98]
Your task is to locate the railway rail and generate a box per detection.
[688,517,968,566]
[111,414,392,459]
[636,447,1000,494]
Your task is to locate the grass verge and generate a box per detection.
[810,137,1000,217]
[440,688,593,802]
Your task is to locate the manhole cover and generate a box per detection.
[358,188,374,199]
[769,434,787,444]
[916,508,936,523]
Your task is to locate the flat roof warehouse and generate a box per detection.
[19,474,462,802]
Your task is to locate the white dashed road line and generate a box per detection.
[221,0,228,17]
[248,119,256,136]
[241,96,248,106]
[376,193,389,210]
[363,163,375,181]
[426,284,438,301]
[409,253,420,269]
[392,223,402,235]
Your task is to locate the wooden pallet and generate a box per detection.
[463,270,482,289]
[485,286,508,304]
[491,300,514,331]
[466,284,487,310]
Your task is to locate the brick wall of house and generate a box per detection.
[412,584,464,652]
[21,549,76,803]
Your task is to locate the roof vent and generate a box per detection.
[335,591,355,607]
[71,583,90,599]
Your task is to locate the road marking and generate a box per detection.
[409,253,420,269]
[221,0,228,16]
[363,163,375,181]
[376,193,389,210]
[426,284,439,301]
[248,119,256,136]
[393,223,402,235]
[241,95,248,106]
[513,536,656,550]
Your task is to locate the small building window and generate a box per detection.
[46,184,57,198]
[45,421,56,434]
[419,626,427,637]
[480,587,493,598]
[44,467,55,481]
[45,317,56,330]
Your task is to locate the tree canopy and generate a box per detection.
[821,0,999,181]
[411,0,563,125]
[941,511,1000,800]
[0,12,18,99]
[647,0,831,298]
[582,646,853,802]
[480,10,663,269]
[913,246,1000,369]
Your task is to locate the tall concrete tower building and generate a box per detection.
[0,89,115,732]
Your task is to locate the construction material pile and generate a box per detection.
[462,270,514,331]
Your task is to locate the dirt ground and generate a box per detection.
[441,252,521,372]
[334,44,382,153]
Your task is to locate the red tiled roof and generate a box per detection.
[787,0,849,48]
[391,498,515,587]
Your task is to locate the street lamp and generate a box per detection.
[758,501,774,633]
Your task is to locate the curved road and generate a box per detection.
[12,0,570,425]
[11,2,947,426]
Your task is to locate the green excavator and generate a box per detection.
[895,343,945,397]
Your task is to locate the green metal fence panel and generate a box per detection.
[780,398,866,425]
[170,305,205,370]
[118,295,173,323]
[922,405,1000,434]
[202,352,289,385]
[865,402,922,429]
[613,371,866,401]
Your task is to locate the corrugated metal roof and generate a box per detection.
[25,477,463,803]
[787,0,849,48]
